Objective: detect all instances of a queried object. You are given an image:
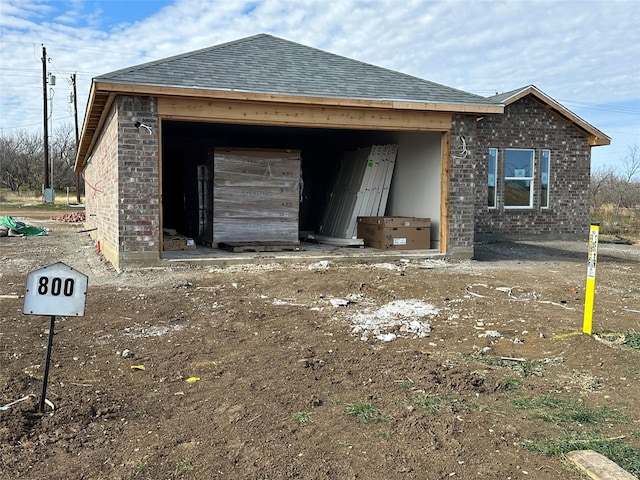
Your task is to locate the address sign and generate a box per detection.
[23,262,88,316]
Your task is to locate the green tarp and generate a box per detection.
[0,216,48,236]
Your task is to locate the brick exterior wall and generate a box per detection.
[84,95,160,271]
[85,92,592,268]
[83,106,120,268]
[447,115,478,256]
[475,96,592,241]
[117,96,160,267]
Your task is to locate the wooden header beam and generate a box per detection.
[95,81,503,114]
[158,97,453,131]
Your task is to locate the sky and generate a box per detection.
[0,0,639,173]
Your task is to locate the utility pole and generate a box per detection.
[71,73,81,204]
[42,46,50,195]
[71,73,79,147]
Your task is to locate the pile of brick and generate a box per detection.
[51,211,86,223]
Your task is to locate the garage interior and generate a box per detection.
[160,120,443,257]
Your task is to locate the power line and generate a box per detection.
[560,100,640,116]
[606,130,640,136]
[469,89,640,116]
[1,39,160,62]
[1,39,120,56]
[0,114,74,131]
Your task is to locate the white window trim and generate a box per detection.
[488,148,498,209]
[540,149,550,209]
[504,148,535,209]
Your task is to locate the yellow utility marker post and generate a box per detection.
[583,223,599,335]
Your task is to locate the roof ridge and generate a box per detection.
[93,33,498,106]
[486,85,532,102]
[255,35,492,103]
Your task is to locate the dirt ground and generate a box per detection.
[1,215,639,480]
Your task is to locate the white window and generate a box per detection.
[504,149,534,208]
[488,148,497,208]
[540,149,550,208]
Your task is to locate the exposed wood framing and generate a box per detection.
[76,80,502,169]
[440,131,451,254]
[158,120,165,259]
[94,82,503,114]
[75,91,114,171]
[157,97,452,131]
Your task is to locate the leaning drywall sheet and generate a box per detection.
[377,144,398,215]
[319,148,364,238]
[319,144,397,240]
[213,148,301,243]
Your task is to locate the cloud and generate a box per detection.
[0,0,638,169]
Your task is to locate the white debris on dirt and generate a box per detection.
[330,298,350,307]
[308,260,330,271]
[325,293,364,308]
[345,299,439,341]
[371,263,402,271]
[415,259,453,270]
[272,298,308,307]
[207,263,286,274]
[376,333,397,342]
[124,324,184,338]
[478,330,502,338]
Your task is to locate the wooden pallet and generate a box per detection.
[163,234,197,251]
[219,241,301,253]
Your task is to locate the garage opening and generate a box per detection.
[161,120,443,253]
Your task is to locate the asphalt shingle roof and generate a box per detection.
[96,34,495,106]
[486,86,531,103]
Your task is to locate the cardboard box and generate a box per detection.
[357,216,430,250]
[357,216,430,228]
[163,234,197,251]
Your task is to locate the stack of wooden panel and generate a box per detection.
[319,144,397,240]
[213,148,301,244]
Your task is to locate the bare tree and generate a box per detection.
[0,130,42,192]
[50,123,77,190]
[591,145,640,213]
[590,164,615,214]
[612,145,640,215]
[0,124,78,195]
[621,144,640,182]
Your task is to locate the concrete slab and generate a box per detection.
[161,241,446,267]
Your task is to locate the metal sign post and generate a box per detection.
[23,262,88,413]
[40,315,56,413]
[583,223,599,335]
